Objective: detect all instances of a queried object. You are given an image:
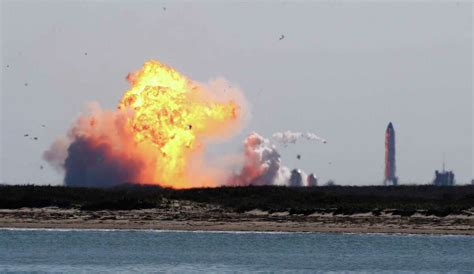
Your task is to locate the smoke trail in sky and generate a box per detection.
[272,130,327,146]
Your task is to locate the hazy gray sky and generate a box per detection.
[1,1,472,185]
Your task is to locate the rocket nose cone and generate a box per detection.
[387,122,393,129]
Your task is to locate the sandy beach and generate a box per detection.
[0,200,472,235]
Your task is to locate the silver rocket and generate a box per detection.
[384,122,398,185]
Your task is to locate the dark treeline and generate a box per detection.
[0,185,162,211]
[0,184,473,216]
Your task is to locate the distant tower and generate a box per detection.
[433,154,455,186]
[307,173,318,187]
[384,122,398,185]
[289,169,303,187]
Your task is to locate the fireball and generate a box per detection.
[118,60,239,188]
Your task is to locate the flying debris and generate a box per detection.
[188,125,192,130]
[40,165,44,170]
[24,83,28,87]
[41,125,46,128]
[84,52,88,56]
[6,65,9,68]
[24,134,29,137]
[279,34,285,40]
[296,154,301,160]
[162,7,166,11]
[33,137,38,140]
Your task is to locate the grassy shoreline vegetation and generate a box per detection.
[0,185,473,217]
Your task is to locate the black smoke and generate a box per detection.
[63,138,142,188]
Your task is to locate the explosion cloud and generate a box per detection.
[45,60,321,188]
[45,60,245,188]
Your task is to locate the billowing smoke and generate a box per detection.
[227,131,323,186]
[272,130,327,146]
[44,60,248,188]
[229,132,291,186]
[44,104,160,187]
[44,60,322,188]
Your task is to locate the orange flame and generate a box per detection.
[118,60,239,188]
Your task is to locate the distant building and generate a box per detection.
[326,180,336,186]
[433,170,455,186]
[307,174,318,187]
[384,122,398,186]
[433,155,455,186]
[289,169,303,187]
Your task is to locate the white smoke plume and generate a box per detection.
[272,130,327,147]
[304,132,327,143]
[229,132,291,186]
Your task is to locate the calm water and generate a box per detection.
[0,229,472,273]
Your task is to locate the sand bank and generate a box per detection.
[0,201,472,235]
